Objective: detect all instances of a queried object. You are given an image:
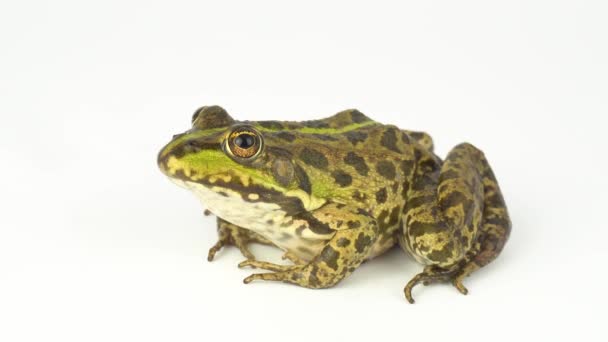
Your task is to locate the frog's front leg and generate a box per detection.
[240,203,378,288]
[207,218,275,261]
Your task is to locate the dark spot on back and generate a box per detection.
[419,157,440,173]
[350,110,369,123]
[376,161,396,180]
[344,131,368,145]
[303,120,330,129]
[275,131,296,142]
[313,134,339,141]
[258,121,284,130]
[353,190,367,202]
[344,152,369,176]
[299,148,329,169]
[375,188,387,204]
[377,210,389,229]
[332,170,353,187]
[381,128,401,153]
[400,160,415,174]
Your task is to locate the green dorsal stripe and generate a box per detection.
[257,121,377,134]
[170,121,378,147]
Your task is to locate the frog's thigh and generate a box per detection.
[243,203,379,288]
[401,143,511,302]
[402,143,486,267]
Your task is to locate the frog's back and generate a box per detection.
[251,110,435,257]
[255,109,434,151]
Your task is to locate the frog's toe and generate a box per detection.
[241,263,308,285]
[239,260,295,272]
[243,272,286,284]
[452,276,469,295]
[404,273,426,304]
[404,266,469,303]
[207,240,227,261]
[207,238,256,262]
[233,242,256,260]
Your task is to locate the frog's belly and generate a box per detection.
[177,179,328,260]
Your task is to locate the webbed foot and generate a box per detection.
[404,265,468,304]
[238,260,305,284]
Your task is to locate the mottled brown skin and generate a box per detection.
[157,106,511,303]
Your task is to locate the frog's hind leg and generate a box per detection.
[450,163,511,290]
[400,143,511,303]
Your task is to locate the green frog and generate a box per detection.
[157,106,511,303]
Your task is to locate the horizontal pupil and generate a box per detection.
[235,134,255,148]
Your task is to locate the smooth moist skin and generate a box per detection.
[157,105,511,303]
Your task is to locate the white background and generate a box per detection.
[1,1,607,341]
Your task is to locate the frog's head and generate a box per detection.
[158,106,322,220]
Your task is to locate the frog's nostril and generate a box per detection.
[173,133,185,139]
[183,140,201,152]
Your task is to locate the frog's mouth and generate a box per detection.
[158,137,325,217]
[196,173,309,217]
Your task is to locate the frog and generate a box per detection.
[157,105,511,303]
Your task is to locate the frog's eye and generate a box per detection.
[226,126,263,159]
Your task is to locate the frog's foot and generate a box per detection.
[207,235,254,262]
[239,260,305,283]
[404,265,467,304]
[207,219,274,262]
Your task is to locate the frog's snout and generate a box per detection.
[157,135,183,173]
[157,143,171,174]
[157,136,208,175]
